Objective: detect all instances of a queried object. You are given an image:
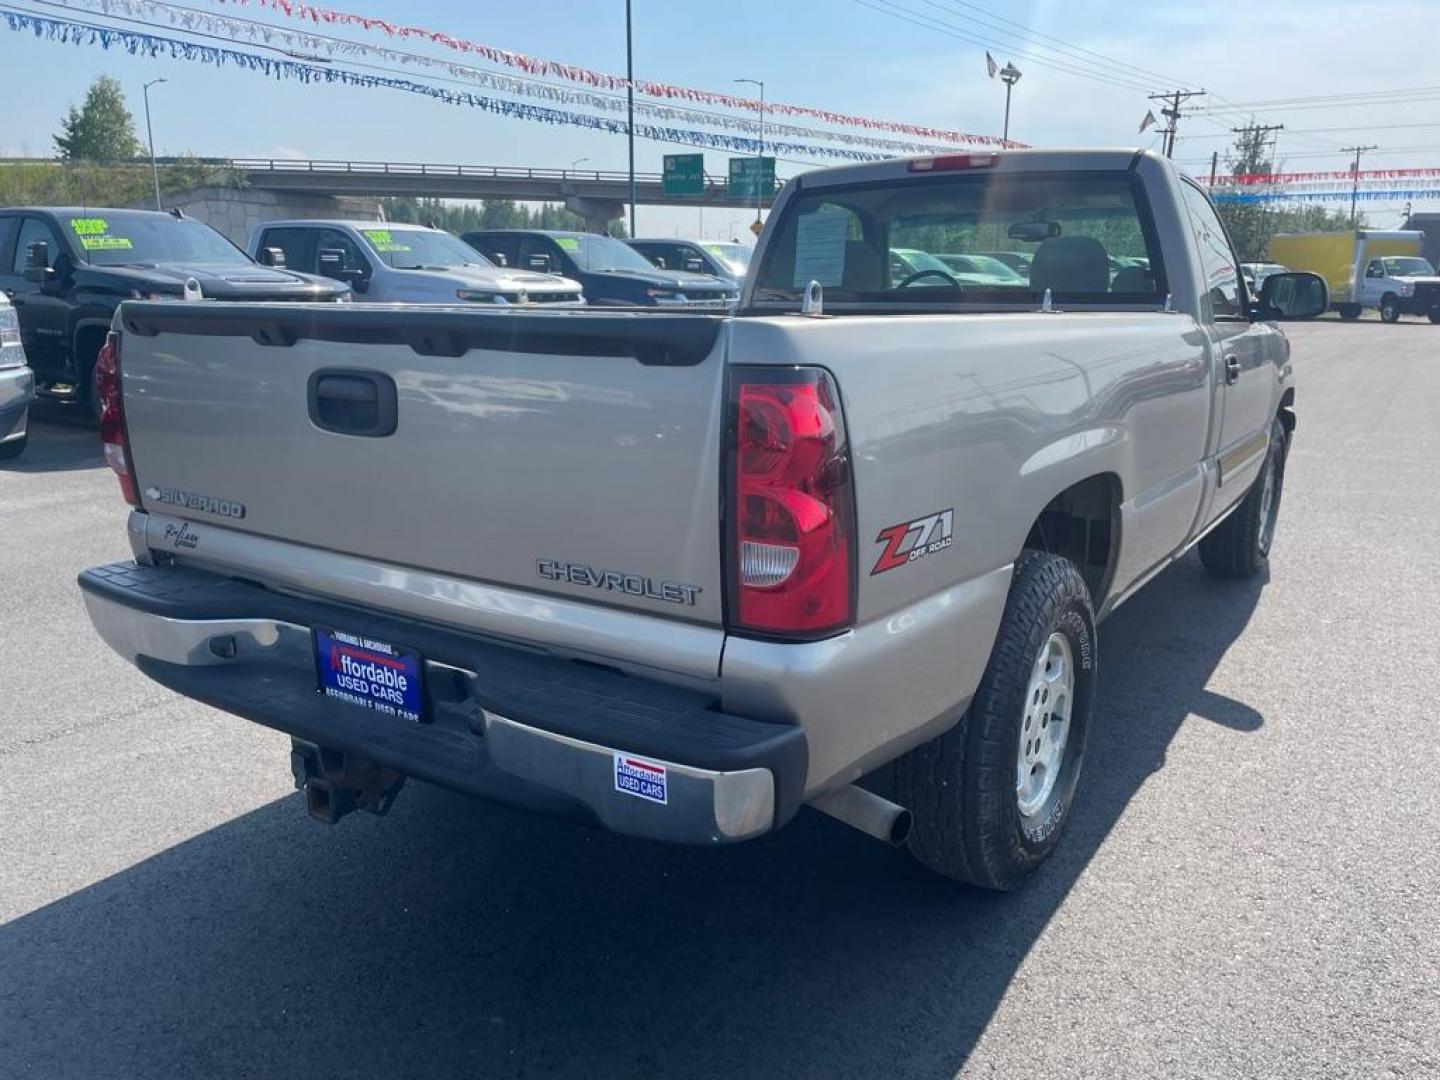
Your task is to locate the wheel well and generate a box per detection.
[1022,474,1121,605]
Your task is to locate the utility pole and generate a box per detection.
[1342,144,1378,228]
[625,0,636,238]
[1232,123,1284,260]
[1148,89,1204,158]
[1209,151,1219,187]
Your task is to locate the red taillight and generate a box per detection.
[94,332,139,507]
[909,153,997,172]
[727,368,855,638]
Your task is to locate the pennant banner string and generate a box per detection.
[0,7,904,162]
[54,0,961,157]
[199,0,1014,147]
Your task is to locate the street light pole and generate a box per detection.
[570,157,590,172]
[999,63,1021,144]
[625,0,636,238]
[735,77,765,226]
[143,77,167,210]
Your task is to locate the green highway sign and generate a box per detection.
[663,153,705,196]
[728,156,776,199]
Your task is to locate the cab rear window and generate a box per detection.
[753,170,1164,308]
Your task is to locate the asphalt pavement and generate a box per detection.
[2,317,1437,1079]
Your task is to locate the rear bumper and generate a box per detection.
[79,561,806,844]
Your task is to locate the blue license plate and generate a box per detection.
[314,628,423,723]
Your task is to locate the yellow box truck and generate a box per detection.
[1269,230,1439,322]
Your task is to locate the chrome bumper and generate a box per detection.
[81,577,787,843]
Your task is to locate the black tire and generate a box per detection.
[1428,312,1440,325]
[0,431,26,461]
[1379,295,1402,323]
[895,552,1096,889]
[1199,416,1288,578]
[1337,304,1362,321]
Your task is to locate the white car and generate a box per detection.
[1242,262,1289,291]
[0,291,34,460]
[247,220,586,306]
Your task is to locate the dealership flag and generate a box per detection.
[986,52,998,78]
[1139,109,1158,133]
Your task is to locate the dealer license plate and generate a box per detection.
[314,628,423,723]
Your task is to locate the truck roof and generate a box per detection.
[0,206,182,219]
[786,148,1161,191]
[255,220,440,231]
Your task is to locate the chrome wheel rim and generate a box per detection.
[1017,633,1074,818]
[1257,445,1278,551]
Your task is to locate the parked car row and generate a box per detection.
[0,205,756,445]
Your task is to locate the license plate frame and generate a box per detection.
[313,627,424,723]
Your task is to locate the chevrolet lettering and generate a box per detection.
[536,559,701,606]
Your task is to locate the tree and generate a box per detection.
[54,76,143,163]
[1214,126,1356,261]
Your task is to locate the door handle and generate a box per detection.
[307,369,397,437]
[1224,355,1241,386]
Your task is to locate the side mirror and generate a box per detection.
[684,259,706,273]
[526,254,553,272]
[257,246,286,268]
[23,241,53,283]
[491,252,507,267]
[1007,220,1061,242]
[1256,271,1328,321]
[317,248,347,278]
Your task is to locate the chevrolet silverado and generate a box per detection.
[80,150,1327,888]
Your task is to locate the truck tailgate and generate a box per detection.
[117,304,729,625]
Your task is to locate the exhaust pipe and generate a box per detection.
[810,784,912,846]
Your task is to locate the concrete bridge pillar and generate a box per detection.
[564,195,625,234]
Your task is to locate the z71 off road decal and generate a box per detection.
[871,509,954,575]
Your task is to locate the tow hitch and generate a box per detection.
[290,739,407,825]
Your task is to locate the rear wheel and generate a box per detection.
[1379,295,1402,323]
[1199,416,1288,578]
[1337,304,1362,321]
[895,552,1095,889]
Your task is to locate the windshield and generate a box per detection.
[753,171,1164,308]
[701,242,751,275]
[66,213,251,267]
[359,228,496,271]
[560,234,658,273]
[1384,257,1436,277]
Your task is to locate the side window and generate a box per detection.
[1180,183,1244,318]
[1366,260,1385,278]
[472,234,515,267]
[259,228,316,273]
[11,217,62,274]
[317,228,368,275]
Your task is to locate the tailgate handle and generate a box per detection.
[307,369,398,437]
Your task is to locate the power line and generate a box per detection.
[913,0,1196,92]
[852,0,1160,93]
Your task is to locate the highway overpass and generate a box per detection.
[233,159,771,229]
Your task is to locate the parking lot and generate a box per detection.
[1,317,1436,1078]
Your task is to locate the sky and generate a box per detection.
[1,0,1437,238]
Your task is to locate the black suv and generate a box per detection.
[0,207,348,415]
[462,230,736,308]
